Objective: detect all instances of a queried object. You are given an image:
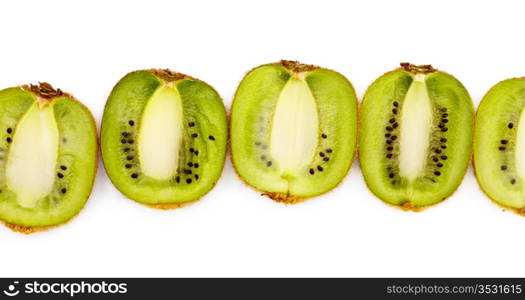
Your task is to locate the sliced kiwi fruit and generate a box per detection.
[230,60,358,203]
[0,83,97,233]
[474,77,525,213]
[101,69,227,207]
[360,63,474,209]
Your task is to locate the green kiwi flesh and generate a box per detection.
[474,77,525,212]
[101,69,227,207]
[360,63,474,209]
[231,60,358,203]
[0,83,97,232]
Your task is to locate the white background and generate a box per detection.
[0,0,524,277]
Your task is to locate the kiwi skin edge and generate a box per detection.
[230,60,358,204]
[3,83,98,234]
[473,76,525,217]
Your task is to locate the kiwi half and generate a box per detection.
[0,83,97,233]
[360,63,474,209]
[101,69,227,207]
[230,60,358,203]
[474,77,525,213]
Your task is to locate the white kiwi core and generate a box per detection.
[6,101,59,208]
[269,75,319,179]
[514,108,525,182]
[398,74,433,181]
[137,85,184,180]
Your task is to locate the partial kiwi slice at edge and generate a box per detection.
[231,60,358,203]
[474,77,525,213]
[101,69,227,207]
[0,83,97,233]
[360,63,474,209]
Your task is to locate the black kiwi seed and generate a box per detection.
[437,163,443,167]
[61,188,67,194]
[317,165,323,171]
[323,157,329,162]
[442,113,448,118]
[387,146,393,151]
[121,139,126,144]
[60,165,67,171]
[186,178,192,184]
[392,123,399,128]
[194,163,199,168]
[434,171,441,176]
[501,165,507,170]
[123,148,130,152]
[386,140,393,144]
[441,155,448,160]
[191,133,198,138]
[57,172,64,178]
[388,173,394,178]
[501,140,508,144]
[434,148,442,154]
[386,153,393,159]
[131,173,138,178]
[511,178,516,184]
[267,161,272,167]
[122,132,129,137]
[321,133,328,139]
[391,135,397,141]
[309,168,315,175]
[126,155,133,160]
[386,126,393,131]
[188,122,195,127]
[319,152,325,157]
[392,108,398,114]
[6,137,12,143]
[128,120,135,126]
[389,118,395,123]
[440,137,447,143]
[508,123,514,129]
[393,101,399,107]
[442,119,448,123]
[195,174,199,180]
[176,176,180,183]
[189,148,194,153]
[125,164,132,169]
[194,150,199,156]
[127,139,134,144]
[187,162,193,167]
[326,148,333,153]
[385,133,391,138]
[184,169,192,175]
[438,123,444,128]
[432,156,438,162]
[441,127,448,132]
[499,146,506,151]
[208,135,215,141]
[441,145,447,149]
[6,128,12,134]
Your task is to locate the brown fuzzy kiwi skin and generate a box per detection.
[230,60,358,204]
[358,63,474,212]
[100,69,227,210]
[473,76,525,216]
[2,82,98,234]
